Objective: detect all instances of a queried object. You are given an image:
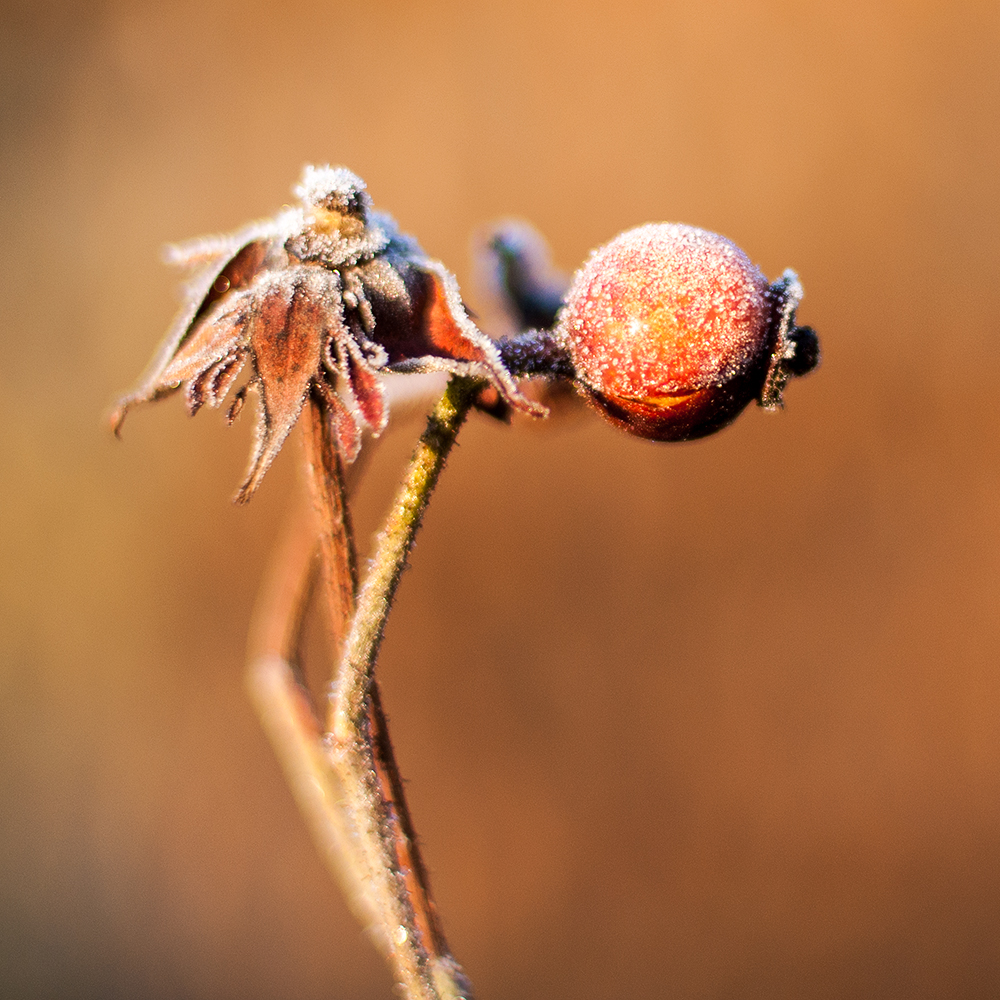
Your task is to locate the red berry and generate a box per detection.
[556,223,777,440]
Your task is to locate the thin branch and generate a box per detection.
[331,375,478,742]
[326,376,479,1000]
[247,655,387,942]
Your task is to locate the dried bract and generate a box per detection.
[113,165,542,501]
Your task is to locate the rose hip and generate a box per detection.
[555,223,805,440]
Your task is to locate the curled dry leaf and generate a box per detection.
[113,165,544,501]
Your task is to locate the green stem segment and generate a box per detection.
[327,375,478,1000]
[329,375,477,742]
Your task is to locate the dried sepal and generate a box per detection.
[239,276,327,501]
[757,270,820,410]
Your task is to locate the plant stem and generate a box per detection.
[244,499,383,939]
[248,380,477,1000]
[303,389,358,637]
[330,375,478,742]
[495,328,574,379]
[246,412,385,941]
[327,376,478,1000]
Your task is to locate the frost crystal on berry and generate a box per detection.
[555,223,814,441]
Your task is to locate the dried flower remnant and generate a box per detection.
[112,165,543,501]
[554,223,819,440]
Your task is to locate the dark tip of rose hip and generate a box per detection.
[785,326,820,377]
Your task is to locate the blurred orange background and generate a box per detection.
[3,1,1000,997]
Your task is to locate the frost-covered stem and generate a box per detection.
[330,375,477,741]
[496,328,575,379]
[250,389,473,1000]
[327,376,478,1000]
[307,386,471,999]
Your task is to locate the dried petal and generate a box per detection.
[356,255,546,417]
[238,274,327,502]
[343,334,388,436]
[315,272,388,445]
[314,379,361,463]
[112,236,276,434]
[202,351,248,408]
[162,299,248,384]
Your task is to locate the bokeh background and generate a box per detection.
[3,1,1000,998]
